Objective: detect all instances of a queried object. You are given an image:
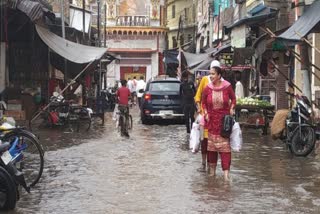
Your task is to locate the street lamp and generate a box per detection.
[97,0,100,47]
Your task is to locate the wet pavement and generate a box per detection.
[8,106,320,213]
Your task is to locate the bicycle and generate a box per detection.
[117,105,132,137]
[0,139,32,210]
[1,127,44,187]
[1,117,44,187]
[29,98,91,132]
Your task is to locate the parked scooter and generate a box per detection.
[279,92,316,156]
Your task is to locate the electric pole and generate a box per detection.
[60,0,67,84]
[209,0,213,48]
[82,0,85,42]
[104,3,107,48]
[97,0,101,47]
[296,0,311,100]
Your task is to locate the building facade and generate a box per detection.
[75,0,169,85]
[166,0,196,50]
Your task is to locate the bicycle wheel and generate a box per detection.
[0,166,17,211]
[3,131,44,187]
[5,129,45,157]
[29,110,52,131]
[118,115,124,134]
[128,115,133,130]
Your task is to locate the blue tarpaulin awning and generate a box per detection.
[277,0,320,43]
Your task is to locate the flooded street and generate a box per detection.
[10,107,320,213]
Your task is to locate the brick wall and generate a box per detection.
[276,64,289,109]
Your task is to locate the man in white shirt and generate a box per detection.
[127,78,133,91]
[131,76,138,104]
[235,74,244,99]
[136,76,146,109]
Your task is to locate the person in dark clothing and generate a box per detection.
[180,71,196,133]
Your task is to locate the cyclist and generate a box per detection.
[116,79,131,137]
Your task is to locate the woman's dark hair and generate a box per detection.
[212,66,223,77]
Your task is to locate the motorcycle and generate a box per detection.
[280,92,316,156]
[101,87,117,112]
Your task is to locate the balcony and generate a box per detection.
[116,15,150,26]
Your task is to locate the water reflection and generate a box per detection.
[9,108,320,213]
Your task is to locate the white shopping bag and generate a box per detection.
[189,122,201,153]
[230,122,243,152]
[112,104,119,121]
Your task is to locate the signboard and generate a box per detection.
[194,69,209,78]
[69,6,92,33]
[231,25,246,48]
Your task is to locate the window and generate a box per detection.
[184,8,189,22]
[149,82,180,92]
[172,36,177,48]
[172,5,175,18]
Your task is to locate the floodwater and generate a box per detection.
[8,107,320,213]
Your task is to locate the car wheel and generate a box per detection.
[141,114,150,125]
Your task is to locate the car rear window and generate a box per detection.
[149,82,180,92]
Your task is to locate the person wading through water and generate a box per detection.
[194,60,221,172]
[180,70,196,133]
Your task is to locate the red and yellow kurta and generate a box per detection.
[202,81,236,152]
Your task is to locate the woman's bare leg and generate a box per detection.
[223,170,230,181]
[208,163,216,177]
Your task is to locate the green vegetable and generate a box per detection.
[236,97,272,107]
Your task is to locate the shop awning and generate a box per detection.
[188,43,232,74]
[14,0,54,22]
[225,11,277,31]
[277,0,320,43]
[35,24,107,64]
[190,57,213,74]
[183,51,210,68]
[211,44,231,57]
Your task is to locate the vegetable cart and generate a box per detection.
[235,98,275,135]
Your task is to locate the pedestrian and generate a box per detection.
[136,76,146,109]
[201,66,236,181]
[180,71,196,133]
[194,59,221,172]
[131,76,137,105]
[116,79,131,137]
[235,72,244,99]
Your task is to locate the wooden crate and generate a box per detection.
[4,110,26,121]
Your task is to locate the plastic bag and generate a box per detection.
[189,122,200,153]
[195,114,205,141]
[112,104,119,121]
[230,122,243,152]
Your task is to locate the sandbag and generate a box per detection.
[271,109,289,140]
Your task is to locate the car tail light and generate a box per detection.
[144,110,151,114]
[144,93,151,101]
